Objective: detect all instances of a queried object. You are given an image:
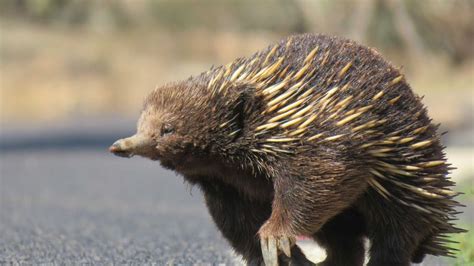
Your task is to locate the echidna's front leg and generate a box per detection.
[259,159,368,266]
[198,177,313,265]
[258,174,300,266]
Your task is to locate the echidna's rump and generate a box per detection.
[111,34,465,266]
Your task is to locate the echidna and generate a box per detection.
[110,34,465,266]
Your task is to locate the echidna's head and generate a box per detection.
[109,78,243,173]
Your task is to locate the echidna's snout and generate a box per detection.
[109,134,156,159]
[109,139,132,158]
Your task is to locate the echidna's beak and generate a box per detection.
[109,134,155,158]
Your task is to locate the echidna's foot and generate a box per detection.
[260,234,295,266]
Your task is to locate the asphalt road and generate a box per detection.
[0,150,241,264]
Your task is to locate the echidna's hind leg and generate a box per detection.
[411,239,428,263]
[361,193,427,266]
[312,208,366,266]
[366,227,415,266]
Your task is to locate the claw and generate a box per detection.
[260,235,295,266]
[279,237,292,258]
[261,236,278,266]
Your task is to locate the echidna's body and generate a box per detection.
[111,34,464,266]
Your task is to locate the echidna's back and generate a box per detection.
[285,34,463,258]
[301,34,461,254]
[203,33,463,258]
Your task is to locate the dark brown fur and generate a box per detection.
[111,34,465,265]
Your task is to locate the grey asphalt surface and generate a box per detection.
[0,119,469,265]
[0,149,240,264]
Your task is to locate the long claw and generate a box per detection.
[261,236,278,266]
[260,235,295,265]
[279,237,292,258]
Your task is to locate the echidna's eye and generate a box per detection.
[161,123,175,137]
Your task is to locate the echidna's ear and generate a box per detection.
[229,81,257,111]
[226,85,259,140]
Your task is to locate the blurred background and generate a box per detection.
[0,0,472,264]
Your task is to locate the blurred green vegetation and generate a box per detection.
[450,180,474,264]
[449,223,474,265]
[457,232,474,265]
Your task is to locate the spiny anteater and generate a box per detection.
[110,34,465,266]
